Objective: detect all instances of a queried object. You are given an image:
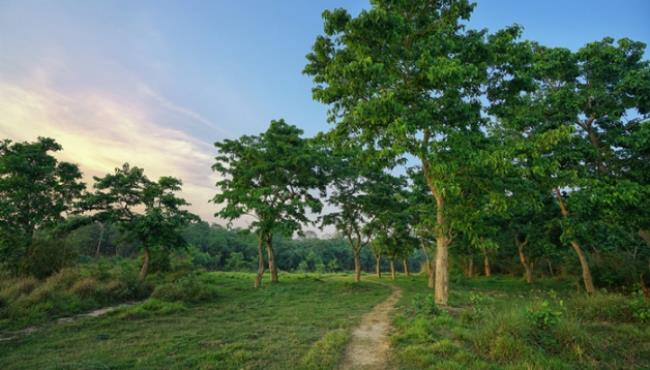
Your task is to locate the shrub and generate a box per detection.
[69,277,99,298]
[526,300,563,329]
[151,273,218,303]
[0,276,38,301]
[411,293,441,316]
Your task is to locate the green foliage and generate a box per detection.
[526,300,564,329]
[213,119,326,239]
[0,137,85,275]
[150,273,219,304]
[84,163,198,279]
[410,294,441,316]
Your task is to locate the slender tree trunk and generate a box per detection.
[516,236,533,283]
[354,250,361,282]
[95,222,104,258]
[554,188,595,294]
[402,257,410,276]
[375,255,382,278]
[266,236,278,283]
[422,154,450,305]
[547,259,554,276]
[390,259,396,280]
[570,240,595,294]
[483,253,491,277]
[468,258,474,278]
[139,247,150,281]
[422,245,434,288]
[255,237,265,288]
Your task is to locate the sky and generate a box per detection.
[1,0,648,229]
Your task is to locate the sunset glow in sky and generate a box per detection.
[1,0,648,226]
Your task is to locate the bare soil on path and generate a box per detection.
[339,285,402,370]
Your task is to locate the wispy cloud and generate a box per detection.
[0,80,221,223]
[137,84,232,138]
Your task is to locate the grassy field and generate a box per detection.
[0,272,390,370]
[1,272,649,369]
[385,275,650,370]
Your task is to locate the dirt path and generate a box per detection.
[339,285,402,370]
[0,301,139,342]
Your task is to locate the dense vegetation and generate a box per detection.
[1,0,649,369]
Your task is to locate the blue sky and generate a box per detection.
[1,0,648,224]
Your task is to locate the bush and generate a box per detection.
[0,261,153,329]
[0,276,38,301]
[411,293,441,316]
[69,277,98,298]
[151,273,218,303]
[527,300,563,329]
[22,237,78,278]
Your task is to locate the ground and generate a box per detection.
[1,272,649,369]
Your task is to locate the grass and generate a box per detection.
[0,260,152,330]
[2,271,649,369]
[0,272,391,370]
[383,274,650,370]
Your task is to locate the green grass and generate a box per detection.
[383,274,650,370]
[2,271,649,369]
[0,272,390,370]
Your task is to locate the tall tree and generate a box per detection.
[213,119,326,287]
[305,0,510,304]
[489,36,650,293]
[0,137,84,274]
[85,163,197,280]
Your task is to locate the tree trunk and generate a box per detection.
[434,236,449,305]
[139,247,150,281]
[547,259,554,276]
[468,258,474,278]
[422,155,450,305]
[483,253,491,277]
[390,259,396,280]
[95,222,104,258]
[402,257,410,276]
[554,188,595,294]
[266,236,278,283]
[375,255,382,278]
[516,236,533,283]
[255,237,265,288]
[428,259,435,288]
[354,251,361,282]
[570,240,596,294]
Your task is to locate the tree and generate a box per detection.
[85,163,197,280]
[305,1,511,304]
[0,137,85,274]
[321,142,399,282]
[489,36,650,293]
[213,119,326,287]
